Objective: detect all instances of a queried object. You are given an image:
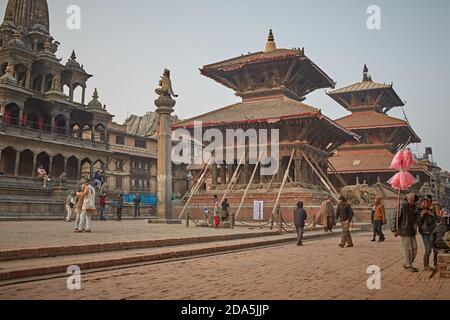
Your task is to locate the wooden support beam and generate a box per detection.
[178,157,214,220]
[266,173,277,192]
[270,149,295,223]
[309,155,339,197]
[235,152,263,220]
[327,160,347,187]
[220,152,246,204]
[301,150,339,202]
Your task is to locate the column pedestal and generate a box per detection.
[149,95,181,225]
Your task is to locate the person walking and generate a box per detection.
[73,185,85,232]
[336,196,354,248]
[372,196,387,242]
[213,196,220,229]
[116,193,124,221]
[221,199,230,223]
[395,193,419,272]
[99,193,106,221]
[417,198,439,271]
[319,197,335,232]
[133,193,141,219]
[75,181,97,233]
[293,201,308,246]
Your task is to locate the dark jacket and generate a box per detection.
[294,208,307,228]
[397,203,418,237]
[117,196,124,209]
[417,209,438,235]
[431,224,450,250]
[336,203,354,222]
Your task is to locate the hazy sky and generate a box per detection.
[2,0,449,169]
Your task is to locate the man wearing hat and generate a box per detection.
[396,193,419,272]
[336,196,354,248]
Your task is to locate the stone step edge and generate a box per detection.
[0,231,362,282]
[0,231,281,262]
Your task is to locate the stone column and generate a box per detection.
[78,160,83,179]
[18,108,24,126]
[48,156,53,177]
[81,85,86,105]
[25,69,31,89]
[155,94,176,222]
[69,84,74,102]
[40,74,46,93]
[15,151,20,176]
[32,154,37,176]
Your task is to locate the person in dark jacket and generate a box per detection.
[418,198,439,271]
[293,202,308,246]
[431,217,450,252]
[117,193,124,221]
[431,217,450,253]
[396,193,419,272]
[336,196,354,248]
[221,199,230,222]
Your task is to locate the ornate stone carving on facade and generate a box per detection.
[87,89,103,109]
[0,63,18,85]
[66,50,83,70]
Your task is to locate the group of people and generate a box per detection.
[394,193,450,272]
[65,178,97,233]
[293,192,450,274]
[294,196,355,247]
[66,190,143,228]
[202,195,230,229]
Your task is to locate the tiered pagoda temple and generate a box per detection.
[173,31,357,221]
[327,65,430,190]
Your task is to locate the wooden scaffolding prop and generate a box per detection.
[234,152,263,220]
[220,152,246,204]
[300,150,339,202]
[178,157,214,220]
[269,149,295,226]
[327,159,347,187]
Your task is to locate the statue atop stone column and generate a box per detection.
[149,68,181,224]
[155,68,178,98]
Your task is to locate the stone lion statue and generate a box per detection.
[341,183,377,206]
[155,68,178,98]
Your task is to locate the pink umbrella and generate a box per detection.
[388,149,418,191]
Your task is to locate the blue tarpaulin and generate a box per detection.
[123,194,157,206]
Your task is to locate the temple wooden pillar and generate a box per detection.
[212,164,218,186]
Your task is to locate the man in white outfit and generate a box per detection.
[75,180,97,233]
